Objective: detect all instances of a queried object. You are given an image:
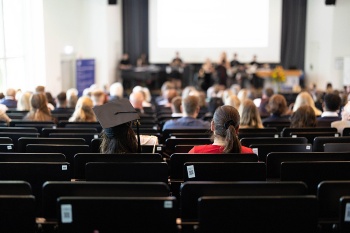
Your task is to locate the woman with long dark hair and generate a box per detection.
[189,105,253,153]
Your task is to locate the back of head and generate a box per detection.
[182,95,199,116]
[66,88,78,108]
[324,93,341,111]
[213,105,241,153]
[208,97,224,114]
[35,85,45,93]
[91,90,105,106]
[290,105,316,128]
[31,92,48,111]
[224,95,240,109]
[69,96,96,122]
[129,91,144,109]
[56,92,67,107]
[267,94,287,116]
[171,96,182,113]
[6,88,16,98]
[109,82,124,99]
[17,92,32,111]
[263,87,274,98]
[240,99,263,128]
[293,91,315,111]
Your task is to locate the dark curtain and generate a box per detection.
[122,0,149,65]
[281,0,307,70]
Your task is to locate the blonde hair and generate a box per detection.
[17,92,32,111]
[239,99,263,129]
[292,91,322,116]
[69,96,96,122]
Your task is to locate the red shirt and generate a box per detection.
[188,144,253,154]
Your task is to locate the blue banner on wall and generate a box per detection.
[76,59,95,96]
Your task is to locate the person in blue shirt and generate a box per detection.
[162,95,211,131]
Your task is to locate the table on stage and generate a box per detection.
[255,69,302,92]
[121,65,162,89]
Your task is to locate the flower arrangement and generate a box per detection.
[271,65,286,82]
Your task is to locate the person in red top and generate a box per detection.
[189,105,253,154]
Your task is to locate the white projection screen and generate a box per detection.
[149,0,282,64]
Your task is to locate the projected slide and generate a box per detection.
[149,0,282,63]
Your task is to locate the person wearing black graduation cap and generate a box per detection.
[93,98,141,154]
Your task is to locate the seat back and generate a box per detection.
[0,195,36,233]
[250,144,312,162]
[0,162,71,216]
[324,143,350,152]
[183,162,266,181]
[288,132,340,144]
[85,162,168,183]
[240,137,308,147]
[198,196,318,233]
[57,196,178,233]
[281,161,350,194]
[0,133,40,151]
[181,181,308,221]
[48,133,99,145]
[17,137,86,152]
[170,153,258,180]
[266,152,350,179]
[340,196,350,233]
[41,127,97,137]
[0,153,66,162]
[313,136,350,152]
[281,127,337,137]
[42,181,170,220]
[0,144,14,152]
[317,181,350,221]
[74,153,163,179]
[0,180,32,195]
[165,138,211,156]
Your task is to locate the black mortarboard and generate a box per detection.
[93,98,141,152]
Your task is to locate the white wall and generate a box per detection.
[43,0,122,96]
[305,0,350,91]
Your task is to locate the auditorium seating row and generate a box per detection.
[1,179,350,232]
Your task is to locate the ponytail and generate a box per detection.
[223,122,241,153]
[213,105,242,153]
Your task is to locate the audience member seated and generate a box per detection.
[317,93,341,126]
[170,96,183,117]
[0,88,17,109]
[45,91,56,109]
[35,85,55,110]
[155,81,175,105]
[108,82,124,102]
[23,92,56,122]
[156,88,178,108]
[290,105,317,128]
[129,91,149,116]
[16,91,31,111]
[258,87,274,118]
[292,91,322,116]
[189,105,253,154]
[90,89,106,106]
[162,95,210,131]
[93,99,139,153]
[262,94,292,124]
[132,86,153,108]
[69,96,97,122]
[331,101,350,134]
[52,92,74,114]
[66,88,78,109]
[224,94,241,110]
[239,99,264,129]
